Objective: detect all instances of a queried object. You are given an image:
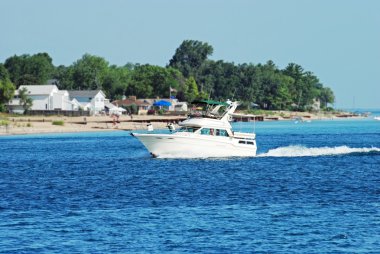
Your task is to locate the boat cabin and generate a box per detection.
[178,126,231,137]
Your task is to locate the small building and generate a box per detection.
[310,98,321,111]
[104,99,126,115]
[7,85,72,114]
[140,98,187,112]
[174,101,188,112]
[68,90,106,115]
[112,96,151,115]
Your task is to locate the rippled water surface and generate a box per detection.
[1,118,380,253]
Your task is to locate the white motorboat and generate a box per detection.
[374,116,380,121]
[131,101,257,158]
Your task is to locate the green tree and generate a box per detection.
[71,54,109,90]
[319,87,335,109]
[126,65,154,98]
[53,65,75,90]
[183,76,199,102]
[102,65,131,100]
[126,65,184,98]
[26,53,54,84]
[282,63,323,110]
[235,63,260,104]
[169,40,213,79]
[197,60,241,100]
[0,64,16,112]
[18,87,33,112]
[4,55,25,86]
[272,78,293,110]
[4,53,54,87]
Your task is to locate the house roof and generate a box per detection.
[68,90,105,98]
[104,102,117,109]
[112,98,150,107]
[56,90,69,95]
[17,85,58,95]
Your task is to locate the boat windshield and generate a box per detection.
[200,128,229,137]
[189,100,229,119]
[178,126,200,133]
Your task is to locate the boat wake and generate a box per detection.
[258,145,380,157]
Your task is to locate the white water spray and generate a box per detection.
[258,145,380,157]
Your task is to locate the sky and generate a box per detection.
[1,0,379,109]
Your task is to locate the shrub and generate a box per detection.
[157,109,165,115]
[52,120,64,126]
[147,109,156,115]
[0,120,9,126]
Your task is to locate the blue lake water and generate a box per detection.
[1,117,380,253]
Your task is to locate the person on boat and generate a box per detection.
[167,122,175,132]
[147,122,154,132]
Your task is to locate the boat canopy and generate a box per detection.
[192,99,229,106]
[153,100,172,106]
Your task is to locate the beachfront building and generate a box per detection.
[7,85,72,114]
[173,101,188,112]
[311,99,321,111]
[104,99,126,115]
[7,84,109,115]
[139,98,188,112]
[112,96,151,115]
[68,90,106,115]
[111,96,188,115]
[112,96,188,115]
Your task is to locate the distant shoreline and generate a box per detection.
[0,112,365,136]
[0,115,186,136]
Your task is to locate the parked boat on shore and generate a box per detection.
[131,100,257,158]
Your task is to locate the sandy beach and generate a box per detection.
[0,111,362,136]
[0,114,186,136]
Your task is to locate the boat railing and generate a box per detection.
[188,110,222,119]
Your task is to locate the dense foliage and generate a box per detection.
[1,40,335,111]
[0,64,16,112]
[4,53,54,87]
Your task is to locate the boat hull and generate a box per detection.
[132,133,257,158]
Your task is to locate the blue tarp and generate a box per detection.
[153,100,171,106]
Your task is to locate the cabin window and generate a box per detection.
[201,128,210,135]
[200,128,229,136]
[239,140,255,145]
[218,129,229,137]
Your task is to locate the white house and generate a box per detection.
[7,85,72,114]
[174,101,188,112]
[53,90,70,110]
[68,90,106,115]
[310,98,321,111]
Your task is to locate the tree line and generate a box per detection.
[0,40,334,112]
